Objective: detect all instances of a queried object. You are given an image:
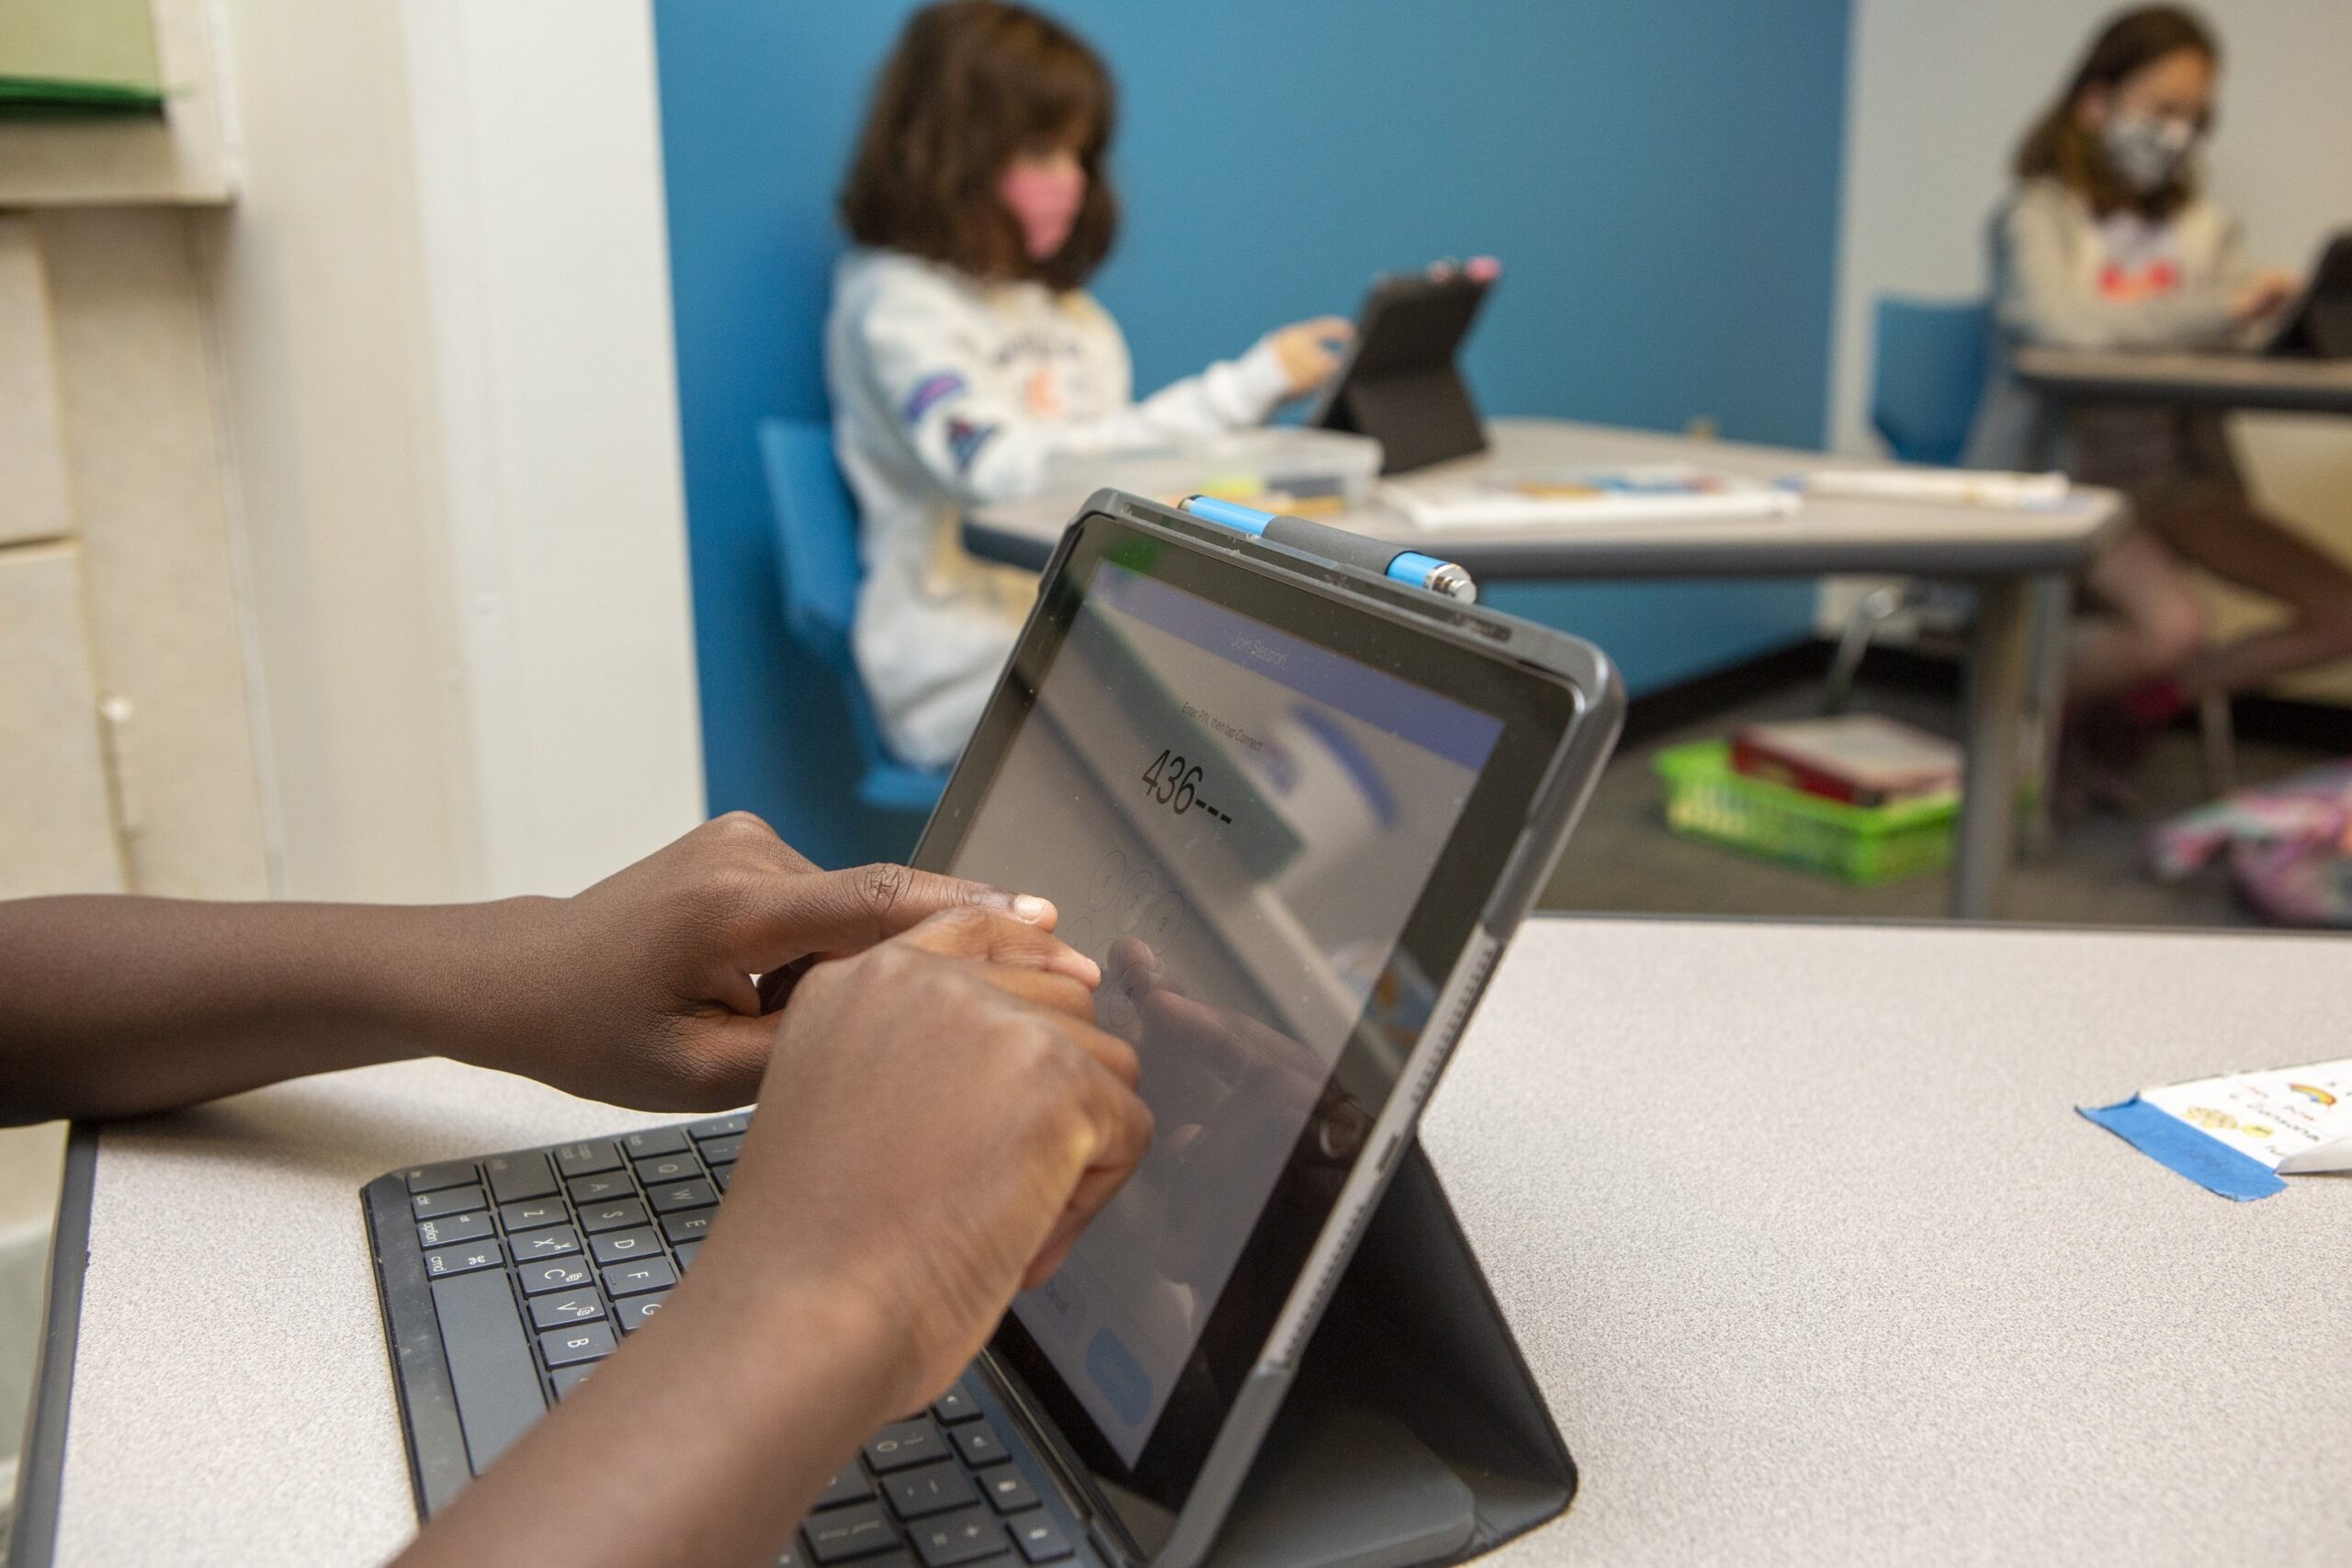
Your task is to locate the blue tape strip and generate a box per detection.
[2078,1097,2286,1201]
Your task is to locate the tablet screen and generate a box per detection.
[920,513,1576,1520]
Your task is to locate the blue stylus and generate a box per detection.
[1177,496,1477,603]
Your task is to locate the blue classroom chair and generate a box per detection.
[757,418,949,815]
[1870,296,1993,467]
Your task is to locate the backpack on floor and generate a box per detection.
[2150,761,2352,927]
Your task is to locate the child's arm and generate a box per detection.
[0,815,1069,1124]
[855,280,1338,506]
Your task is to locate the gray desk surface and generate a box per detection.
[2011,346,2352,417]
[33,917,2352,1566]
[966,418,2123,580]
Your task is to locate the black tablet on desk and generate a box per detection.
[361,488,1616,1567]
[2267,232,2352,359]
[1308,265,1497,475]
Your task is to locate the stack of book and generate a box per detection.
[1727,715,1962,808]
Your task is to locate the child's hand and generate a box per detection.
[2230,267,2301,325]
[454,813,1086,1111]
[1269,316,1354,397]
[700,905,1149,1421]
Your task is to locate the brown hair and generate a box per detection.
[839,1,1119,291]
[2015,6,2219,220]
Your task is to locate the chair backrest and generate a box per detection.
[758,417,863,678]
[759,416,921,793]
[1871,296,1994,468]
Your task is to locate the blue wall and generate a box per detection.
[655,0,1851,864]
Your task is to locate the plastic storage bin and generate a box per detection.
[1654,739,1957,886]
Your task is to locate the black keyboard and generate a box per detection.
[363,1113,1089,1567]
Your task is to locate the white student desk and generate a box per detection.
[2011,345,2352,418]
[17,917,2351,1567]
[966,419,2126,922]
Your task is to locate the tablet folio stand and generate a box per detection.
[1322,366,1487,479]
[1191,1138,1575,1568]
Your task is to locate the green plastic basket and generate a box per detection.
[1653,739,1959,886]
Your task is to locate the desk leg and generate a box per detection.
[2020,573,2073,861]
[1954,577,2031,919]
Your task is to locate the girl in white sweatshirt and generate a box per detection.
[1969,5,2352,722]
[826,1,1349,769]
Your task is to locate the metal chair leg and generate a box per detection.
[1824,584,1911,716]
[2199,691,2237,795]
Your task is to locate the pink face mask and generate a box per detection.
[998,158,1086,262]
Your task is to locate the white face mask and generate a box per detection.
[2101,111,2199,193]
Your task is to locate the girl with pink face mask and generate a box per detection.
[827,0,1351,771]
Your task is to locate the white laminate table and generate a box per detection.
[2011,346,2352,418]
[967,419,2126,921]
[17,917,2352,1567]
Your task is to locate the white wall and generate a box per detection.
[201,0,704,902]
[1830,0,2352,698]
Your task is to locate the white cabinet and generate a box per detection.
[0,543,125,896]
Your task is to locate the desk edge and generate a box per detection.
[9,1122,96,1568]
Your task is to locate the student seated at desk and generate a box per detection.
[0,815,1150,1568]
[1968,5,2352,731]
[827,0,1349,768]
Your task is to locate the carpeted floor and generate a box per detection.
[1538,677,2344,928]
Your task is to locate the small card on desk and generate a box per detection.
[2081,1056,2352,1200]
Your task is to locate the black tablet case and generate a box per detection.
[1193,1138,1577,1568]
[1317,277,1492,476]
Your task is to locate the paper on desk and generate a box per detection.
[2080,1055,2352,1200]
[1787,468,2070,510]
[1385,463,1799,530]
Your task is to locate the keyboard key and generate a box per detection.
[615,1292,669,1334]
[431,1269,547,1474]
[413,1185,487,1221]
[568,1172,634,1205]
[417,1212,494,1249]
[634,1154,699,1186]
[979,1469,1036,1514]
[778,1538,806,1568]
[498,1198,568,1234]
[689,1112,750,1141]
[884,1461,976,1520]
[696,1134,745,1166]
[908,1506,1005,1567]
[538,1322,616,1368]
[589,1225,663,1265]
[512,1225,583,1261]
[518,1256,594,1295]
[715,1167,735,1193]
[483,1152,559,1205]
[422,1239,503,1278]
[648,1178,718,1215]
[932,1379,982,1425]
[660,1209,717,1246]
[403,1159,478,1195]
[952,1421,1009,1468]
[1007,1512,1071,1562]
[527,1290,606,1330]
[865,1417,948,1473]
[621,1127,689,1159]
[805,1501,895,1563]
[549,1363,597,1399]
[815,1466,875,1509]
[673,1239,703,1270]
[603,1257,678,1297]
[553,1140,622,1178]
[580,1198,651,1235]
